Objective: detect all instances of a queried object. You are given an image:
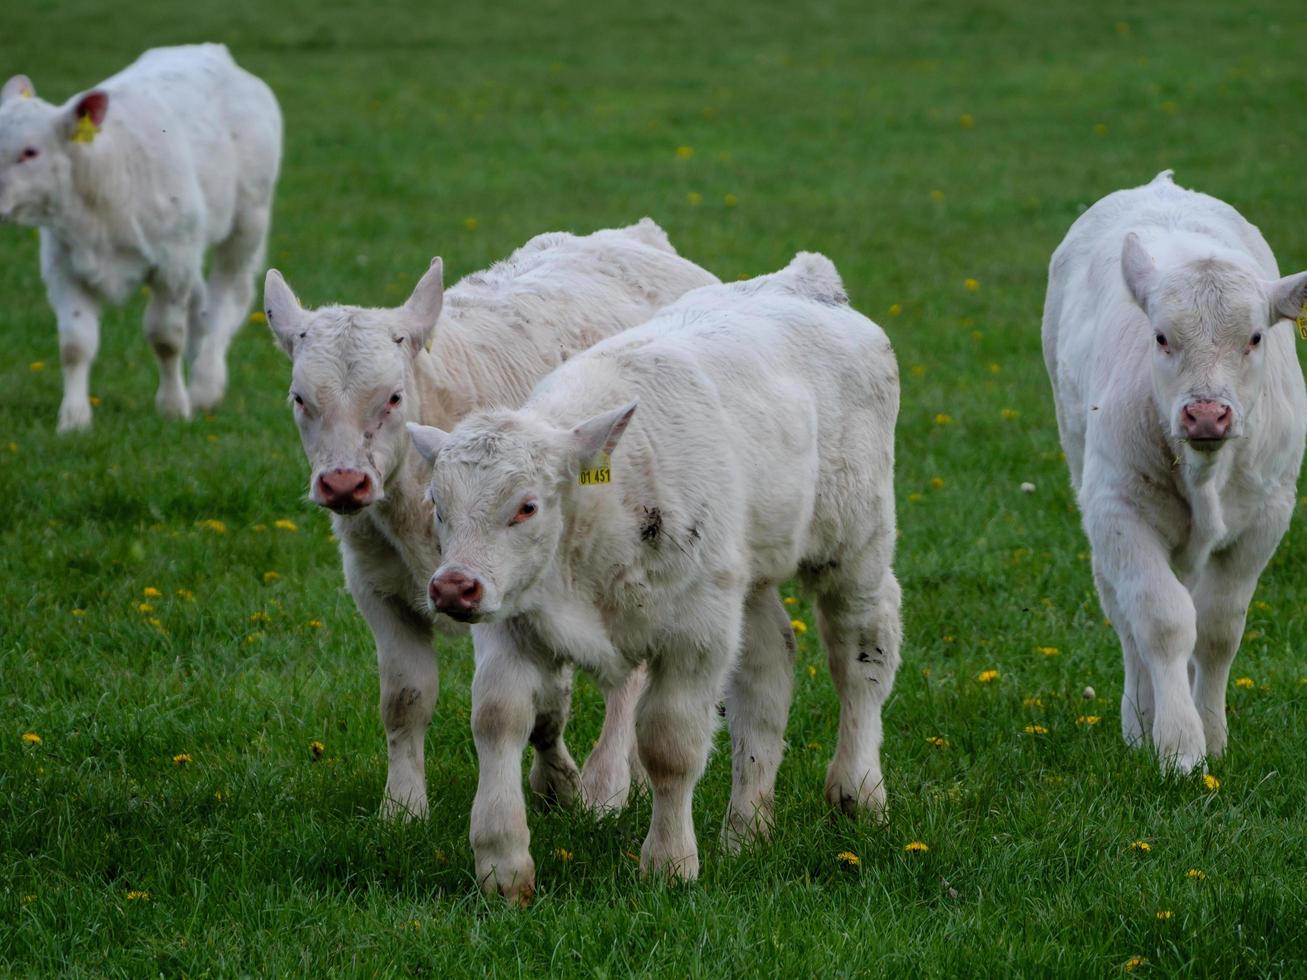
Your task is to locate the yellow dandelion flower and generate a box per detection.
[1093,122,1108,136]
[624,851,640,862]
[959,113,974,128]
[837,851,860,866]
[1022,697,1043,708]
[1234,676,1253,688]
[723,193,739,207]
[930,477,945,490]
[1253,600,1270,611]
[1202,774,1220,792]
[687,191,702,206]
[274,519,298,532]
[125,890,149,902]
[22,894,35,904]
[903,841,929,853]
[790,619,807,634]
[214,790,225,802]
[926,735,949,748]
[249,611,271,624]
[71,609,86,617]
[976,669,999,683]
[783,596,797,606]
[675,145,694,159]
[1076,715,1101,726]
[176,588,194,600]
[462,217,478,231]
[196,519,227,534]
[1185,868,1206,880]
[910,365,926,379]
[908,492,924,503]
[173,753,192,766]
[309,740,325,760]
[1023,724,1048,735]
[1000,407,1019,420]
[244,632,263,645]
[1156,910,1172,920]
[1161,100,1178,114]
[1129,840,1151,853]
[29,361,46,371]
[1037,646,1059,657]
[136,602,154,614]
[206,434,220,444]
[988,362,1001,375]
[888,303,903,317]
[806,664,817,678]
[22,732,42,745]
[306,619,323,628]
[142,587,162,598]
[147,617,163,629]
[963,278,979,291]
[249,310,267,325]
[934,413,953,426]
[930,189,944,203]
[1124,956,1146,972]
[554,848,574,862]
[942,635,955,643]
[262,571,280,584]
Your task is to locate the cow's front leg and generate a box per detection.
[469,623,540,905]
[1086,500,1204,772]
[43,259,101,433]
[354,588,437,819]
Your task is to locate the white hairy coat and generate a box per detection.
[263,219,719,820]
[0,45,282,431]
[1043,171,1307,772]
[410,252,902,903]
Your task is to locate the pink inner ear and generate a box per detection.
[76,90,109,127]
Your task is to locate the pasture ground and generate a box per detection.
[3,0,1306,975]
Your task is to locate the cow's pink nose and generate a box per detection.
[429,571,483,618]
[1182,401,1232,440]
[317,469,373,511]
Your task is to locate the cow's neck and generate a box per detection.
[1173,442,1235,576]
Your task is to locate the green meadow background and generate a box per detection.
[3,0,1306,975]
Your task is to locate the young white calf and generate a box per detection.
[1043,171,1307,772]
[264,220,718,819]
[409,253,902,903]
[0,45,281,431]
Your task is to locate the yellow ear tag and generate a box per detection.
[20,85,32,99]
[578,451,612,486]
[1297,302,1307,342]
[70,113,99,144]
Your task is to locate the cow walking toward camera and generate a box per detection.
[409,253,901,903]
[0,45,281,431]
[264,220,718,820]
[1043,171,1307,773]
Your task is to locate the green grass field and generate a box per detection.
[4,0,1307,974]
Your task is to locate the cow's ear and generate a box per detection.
[1,75,35,103]
[569,402,637,466]
[398,257,443,355]
[407,422,449,464]
[1121,232,1157,314]
[1267,271,1307,326]
[264,269,306,357]
[62,90,108,140]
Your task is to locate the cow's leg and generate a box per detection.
[469,623,542,905]
[354,588,437,819]
[527,663,582,807]
[144,278,196,419]
[190,202,270,411]
[1096,571,1154,748]
[722,587,795,850]
[581,663,646,813]
[1087,502,1203,772]
[1191,524,1283,757]
[637,600,740,881]
[45,269,101,434]
[814,554,902,820]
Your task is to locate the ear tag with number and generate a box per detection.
[70,114,99,144]
[1297,302,1307,341]
[578,451,612,486]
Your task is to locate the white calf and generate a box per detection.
[1043,170,1307,772]
[264,220,718,820]
[0,44,281,431]
[410,252,902,903]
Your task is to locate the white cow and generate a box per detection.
[263,219,719,820]
[0,45,281,431]
[409,253,902,904]
[1043,170,1307,773]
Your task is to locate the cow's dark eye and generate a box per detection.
[291,392,304,407]
[388,393,402,407]
[511,500,538,525]
[18,147,38,162]
[1155,333,1168,348]
[1249,331,1263,348]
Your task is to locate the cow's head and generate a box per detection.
[264,260,443,513]
[0,77,107,225]
[408,401,636,622]
[1122,232,1307,452]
